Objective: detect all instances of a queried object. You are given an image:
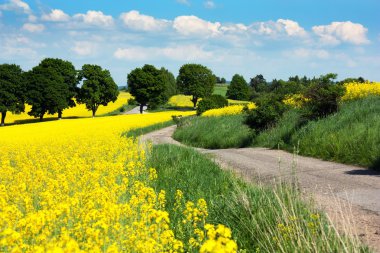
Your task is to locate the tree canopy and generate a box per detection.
[127,65,169,113]
[0,64,25,126]
[25,58,77,121]
[77,64,119,117]
[226,74,249,100]
[177,64,215,108]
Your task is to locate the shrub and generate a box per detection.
[196,94,228,115]
[245,94,287,132]
[127,98,137,105]
[302,73,345,120]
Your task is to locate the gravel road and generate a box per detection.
[140,125,380,251]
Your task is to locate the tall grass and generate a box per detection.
[173,114,253,149]
[148,144,370,252]
[124,120,174,138]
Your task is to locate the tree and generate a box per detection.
[226,74,249,100]
[250,74,268,93]
[39,58,78,119]
[0,64,25,126]
[77,64,119,117]
[26,58,77,121]
[220,77,227,84]
[127,65,168,113]
[160,67,177,100]
[177,64,215,108]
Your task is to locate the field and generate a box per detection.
[5,92,132,125]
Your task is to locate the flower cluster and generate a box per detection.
[0,111,228,252]
[282,94,310,108]
[202,103,256,117]
[342,81,380,101]
[168,95,197,108]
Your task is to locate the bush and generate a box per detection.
[302,74,345,120]
[127,98,137,105]
[245,94,287,132]
[196,94,228,115]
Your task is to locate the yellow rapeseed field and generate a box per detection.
[0,111,237,252]
[202,103,256,117]
[168,95,249,108]
[5,92,132,124]
[342,81,380,100]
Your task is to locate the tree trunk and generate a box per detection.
[58,110,62,120]
[140,104,144,114]
[39,113,44,122]
[1,111,6,126]
[192,96,198,109]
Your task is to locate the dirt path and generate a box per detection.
[141,125,380,252]
[123,106,148,114]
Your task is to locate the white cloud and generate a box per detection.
[73,11,114,27]
[114,44,213,61]
[71,41,97,56]
[0,0,31,14]
[22,23,45,32]
[287,48,330,59]
[42,9,70,22]
[312,21,369,45]
[250,19,307,38]
[277,19,307,37]
[204,0,216,9]
[173,15,221,37]
[120,11,170,32]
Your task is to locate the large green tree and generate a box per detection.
[77,64,119,117]
[39,58,78,119]
[127,65,168,113]
[0,64,25,126]
[26,58,77,121]
[226,74,249,100]
[177,64,215,108]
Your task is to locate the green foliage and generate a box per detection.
[149,144,368,252]
[25,58,78,121]
[245,94,287,132]
[173,114,252,148]
[177,64,215,108]
[301,73,345,120]
[213,84,228,97]
[226,74,249,100]
[0,64,25,126]
[77,64,119,117]
[127,98,137,106]
[127,65,169,113]
[196,94,228,115]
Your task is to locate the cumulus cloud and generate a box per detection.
[71,41,98,56]
[312,21,369,45]
[114,44,213,61]
[250,19,307,38]
[120,11,170,32]
[22,23,45,32]
[42,9,70,22]
[286,48,330,59]
[73,11,114,27]
[0,0,31,14]
[173,15,221,37]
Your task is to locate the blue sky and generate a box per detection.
[1,0,379,85]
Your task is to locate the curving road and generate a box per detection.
[141,125,380,252]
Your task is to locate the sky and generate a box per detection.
[1,0,380,85]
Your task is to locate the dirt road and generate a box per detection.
[141,125,380,251]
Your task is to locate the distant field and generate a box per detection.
[213,84,228,96]
[6,92,132,124]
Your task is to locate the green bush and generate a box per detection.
[196,94,228,115]
[127,98,137,105]
[245,94,287,132]
[302,74,345,120]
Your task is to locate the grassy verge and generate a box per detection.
[149,144,370,252]
[100,104,136,116]
[214,84,228,97]
[124,120,175,138]
[255,96,380,169]
[173,114,253,149]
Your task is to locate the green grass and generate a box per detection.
[255,96,380,169]
[149,144,370,252]
[173,114,253,149]
[100,104,136,116]
[213,84,228,97]
[124,120,175,138]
